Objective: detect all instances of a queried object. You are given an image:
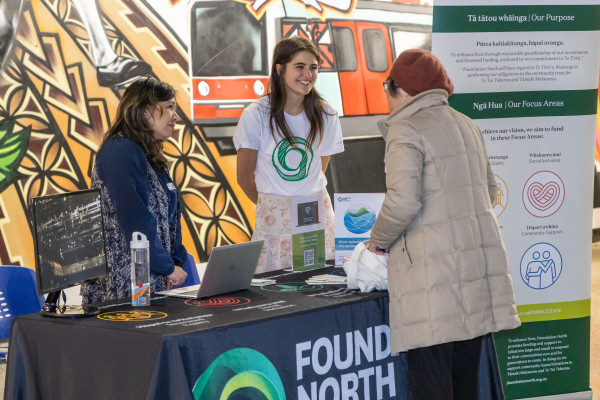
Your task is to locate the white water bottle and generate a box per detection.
[130,232,150,306]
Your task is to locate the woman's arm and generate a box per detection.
[172,193,188,266]
[321,155,330,173]
[96,139,177,277]
[237,148,258,204]
[369,125,424,250]
[167,195,188,288]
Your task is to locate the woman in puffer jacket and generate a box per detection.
[368,49,521,400]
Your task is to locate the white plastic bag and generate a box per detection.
[342,241,388,292]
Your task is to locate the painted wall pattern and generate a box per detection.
[0,0,256,268]
[0,0,433,269]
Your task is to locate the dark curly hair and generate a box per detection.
[100,76,176,169]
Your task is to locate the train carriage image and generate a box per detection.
[189,0,432,138]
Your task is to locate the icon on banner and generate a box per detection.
[344,204,377,234]
[492,175,508,218]
[522,171,564,218]
[520,242,562,290]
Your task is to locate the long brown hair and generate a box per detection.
[99,76,176,169]
[268,36,332,148]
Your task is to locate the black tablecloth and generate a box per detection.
[4,267,504,400]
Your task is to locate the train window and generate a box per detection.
[190,2,266,76]
[390,28,432,59]
[331,27,357,72]
[363,29,387,73]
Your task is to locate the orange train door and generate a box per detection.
[331,21,392,116]
[357,21,392,115]
[330,21,366,116]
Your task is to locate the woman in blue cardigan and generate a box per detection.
[81,77,188,304]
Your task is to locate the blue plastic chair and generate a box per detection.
[175,253,201,288]
[0,266,45,360]
[0,266,45,338]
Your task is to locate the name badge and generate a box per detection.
[167,182,176,191]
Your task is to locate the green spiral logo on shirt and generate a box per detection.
[272,137,313,181]
[192,348,286,400]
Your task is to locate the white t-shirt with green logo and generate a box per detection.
[233,97,344,197]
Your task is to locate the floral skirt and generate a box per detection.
[252,189,335,273]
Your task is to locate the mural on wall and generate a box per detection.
[0,0,433,269]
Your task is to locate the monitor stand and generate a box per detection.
[40,291,100,318]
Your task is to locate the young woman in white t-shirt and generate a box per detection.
[234,36,344,273]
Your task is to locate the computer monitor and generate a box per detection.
[31,189,108,317]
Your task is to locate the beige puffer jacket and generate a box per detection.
[370,89,520,354]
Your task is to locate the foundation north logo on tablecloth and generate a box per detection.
[193,348,286,400]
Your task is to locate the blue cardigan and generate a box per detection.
[81,136,187,303]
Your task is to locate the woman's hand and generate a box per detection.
[166,266,187,289]
[368,241,388,255]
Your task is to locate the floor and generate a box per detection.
[0,245,598,398]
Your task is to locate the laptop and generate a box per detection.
[157,240,264,299]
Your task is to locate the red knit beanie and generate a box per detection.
[389,49,453,96]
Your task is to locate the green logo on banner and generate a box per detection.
[193,348,286,399]
[272,137,313,181]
